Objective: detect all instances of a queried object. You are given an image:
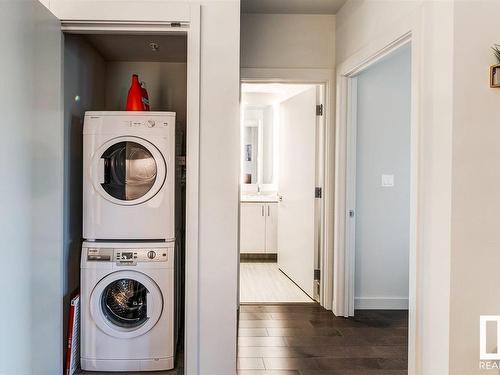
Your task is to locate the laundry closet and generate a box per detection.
[0,0,240,372]
[63,29,188,372]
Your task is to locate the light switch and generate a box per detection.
[381,174,394,187]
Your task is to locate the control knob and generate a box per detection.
[147,250,156,259]
[147,120,155,128]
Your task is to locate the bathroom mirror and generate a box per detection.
[241,105,274,186]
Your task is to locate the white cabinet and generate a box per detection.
[265,203,278,253]
[240,203,266,253]
[240,202,278,253]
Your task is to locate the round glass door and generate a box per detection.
[90,270,163,338]
[92,137,167,206]
[101,141,157,201]
[101,278,149,329]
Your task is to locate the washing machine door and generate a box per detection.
[91,136,167,205]
[90,270,163,339]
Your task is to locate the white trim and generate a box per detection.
[185,5,201,375]
[344,77,357,318]
[354,297,409,310]
[333,8,422,375]
[61,21,189,34]
[240,68,334,311]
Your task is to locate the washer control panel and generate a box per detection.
[123,119,170,128]
[87,247,168,265]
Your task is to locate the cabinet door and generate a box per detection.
[1,1,63,373]
[265,203,278,253]
[240,203,266,253]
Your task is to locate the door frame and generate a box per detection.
[58,5,201,374]
[333,19,421,375]
[240,68,334,309]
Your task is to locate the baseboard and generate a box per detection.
[240,253,277,262]
[354,297,408,310]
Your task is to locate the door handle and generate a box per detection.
[267,205,270,216]
[262,205,264,216]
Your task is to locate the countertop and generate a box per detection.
[240,194,279,203]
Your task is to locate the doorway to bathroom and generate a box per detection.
[239,82,326,305]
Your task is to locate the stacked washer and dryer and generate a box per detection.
[81,112,176,372]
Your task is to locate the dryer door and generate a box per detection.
[90,270,163,339]
[91,136,167,205]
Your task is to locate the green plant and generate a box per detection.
[492,44,500,63]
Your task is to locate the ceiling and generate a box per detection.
[242,83,315,106]
[241,0,348,15]
[84,34,187,63]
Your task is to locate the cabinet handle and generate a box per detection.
[262,205,264,216]
[267,205,270,216]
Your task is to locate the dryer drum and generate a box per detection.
[101,141,158,201]
[101,278,149,328]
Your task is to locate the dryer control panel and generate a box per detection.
[87,247,168,266]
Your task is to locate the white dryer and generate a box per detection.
[81,241,175,372]
[83,111,175,241]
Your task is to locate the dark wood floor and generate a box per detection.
[80,304,407,374]
[237,304,408,375]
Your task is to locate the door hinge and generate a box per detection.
[315,187,322,198]
[316,104,324,116]
[314,269,321,281]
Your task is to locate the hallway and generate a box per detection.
[237,304,408,374]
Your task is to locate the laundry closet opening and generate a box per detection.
[63,31,187,372]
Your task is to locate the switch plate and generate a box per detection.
[381,174,394,187]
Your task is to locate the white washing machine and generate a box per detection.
[83,111,175,241]
[81,241,175,372]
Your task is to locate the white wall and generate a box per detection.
[354,44,410,310]
[450,2,500,374]
[240,14,336,310]
[197,2,239,373]
[0,1,63,374]
[336,1,454,374]
[241,13,335,69]
[0,3,38,373]
[335,1,421,64]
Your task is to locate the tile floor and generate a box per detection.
[240,262,314,304]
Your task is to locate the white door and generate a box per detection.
[240,203,266,253]
[278,87,317,297]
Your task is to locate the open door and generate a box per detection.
[277,87,317,298]
[1,1,63,373]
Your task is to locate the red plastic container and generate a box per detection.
[126,74,144,111]
[141,81,150,111]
